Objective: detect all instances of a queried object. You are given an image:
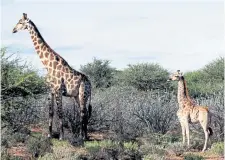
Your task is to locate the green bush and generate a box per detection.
[184,57,224,98]
[80,58,117,88]
[209,142,224,156]
[120,63,172,91]
[26,134,52,158]
[184,154,204,160]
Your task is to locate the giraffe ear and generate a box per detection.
[23,13,27,20]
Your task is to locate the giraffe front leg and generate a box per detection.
[80,106,88,140]
[184,119,190,147]
[200,120,209,152]
[48,92,54,138]
[55,91,64,140]
[179,120,186,145]
[79,97,88,140]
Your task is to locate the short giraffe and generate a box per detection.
[168,70,213,152]
[12,13,92,140]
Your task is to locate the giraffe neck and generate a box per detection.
[177,77,188,107]
[28,20,51,66]
[27,20,71,74]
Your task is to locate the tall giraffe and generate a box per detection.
[12,13,92,140]
[168,70,213,152]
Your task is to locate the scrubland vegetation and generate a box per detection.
[1,47,224,159]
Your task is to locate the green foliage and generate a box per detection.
[209,142,224,156]
[123,141,139,151]
[184,57,224,97]
[202,57,224,81]
[184,154,205,160]
[80,58,117,88]
[120,63,171,91]
[38,139,82,160]
[1,48,47,99]
[84,140,119,153]
[26,134,52,158]
[84,140,141,160]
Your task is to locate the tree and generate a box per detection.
[80,58,117,89]
[184,57,224,98]
[1,48,47,99]
[120,63,172,91]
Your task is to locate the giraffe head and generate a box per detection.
[168,70,183,81]
[12,13,31,33]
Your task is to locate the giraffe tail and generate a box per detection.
[207,111,213,136]
[207,127,213,136]
[88,104,92,120]
[87,92,92,120]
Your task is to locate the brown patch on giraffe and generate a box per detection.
[49,62,52,67]
[71,85,75,88]
[34,37,37,42]
[53,70,56,76]
[57,65,62,70]
[65,74,69,80]
[50,54,54,61]
[53,61,57,69]
[48,68,52,74]
[31,36,34,39]
[38,39,43,44]
[62,66,65,72]
[40,52,44,59]
[65,67,69,73]
[34,42,37,46]
[56,72,60,78]
[35,46,40,50]
[43,46,47,51]
[45,52,49,58]
[73,76,79,80]
[43,60,48,66]
[53,78,57,83]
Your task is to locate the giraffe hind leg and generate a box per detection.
[200,120,209,152]
[78,92,89,140]
[55,91,64,140]
[79,101,88,140]
[48,92,54,138]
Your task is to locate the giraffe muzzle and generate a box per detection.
[12,28,17,33]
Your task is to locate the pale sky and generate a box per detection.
[1,0,224,74]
